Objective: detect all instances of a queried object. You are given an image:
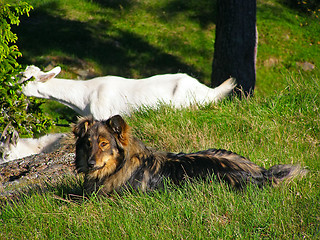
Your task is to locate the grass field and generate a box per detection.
[1,75,319,239]
[1,0,320,239]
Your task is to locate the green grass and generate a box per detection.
[1,74,319,239]
[13,0,319,132]
[1,0,320,239]
[13,0,320,132]
[1,177,319,239]
[16,0,320,89]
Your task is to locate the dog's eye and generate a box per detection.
[99,141,109,148]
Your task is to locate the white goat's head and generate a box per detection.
[19,65,61,83]
[0,124,19,162]
[20,65,61,97]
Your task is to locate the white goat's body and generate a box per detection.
[0,133,67,162]
[21,66,236,120]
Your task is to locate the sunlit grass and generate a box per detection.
[1,73,319,239]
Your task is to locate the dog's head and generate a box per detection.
[72,115,131,177]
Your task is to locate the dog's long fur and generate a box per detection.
[72,115,307,195]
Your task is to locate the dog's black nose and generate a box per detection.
[88,158,96,168]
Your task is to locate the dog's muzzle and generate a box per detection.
[88,158,106,172]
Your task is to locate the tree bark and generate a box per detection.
[211,0,257,97]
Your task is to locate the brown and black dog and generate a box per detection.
[72,115,307,195]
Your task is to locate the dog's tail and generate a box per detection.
[266,164,308,186]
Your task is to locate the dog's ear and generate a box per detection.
[105,115,130,146]
[72,116,95,138]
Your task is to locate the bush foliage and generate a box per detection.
[0,1,52,137]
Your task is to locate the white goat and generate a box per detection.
[0,126,67,162]
[20,65,236,120]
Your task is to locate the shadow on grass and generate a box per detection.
[0,174,86,207]
[160,0,218,27]
[40,100,78,128]
[85,0,134,9]
[15,2,200,78]
[13,0,220,125]
[88,0,217,27]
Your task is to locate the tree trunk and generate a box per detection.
[211,0,257,97]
